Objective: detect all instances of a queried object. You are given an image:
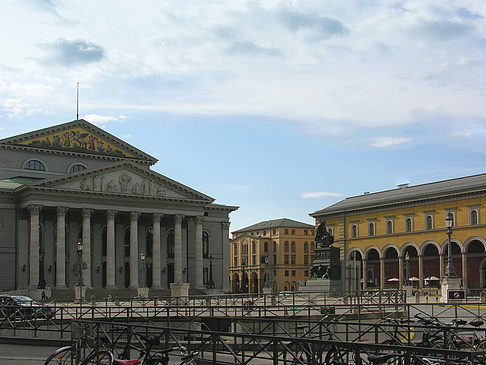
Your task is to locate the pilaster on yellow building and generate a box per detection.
[310,174,486,293]
[229,218,315,294]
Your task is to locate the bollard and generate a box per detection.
[115,297,120,306]
[426,292,429,303]
[435,291,439,303]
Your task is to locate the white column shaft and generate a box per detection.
[106,210,116,288]
[130,212,140,288]
[174,215,183,283]
[29,206,40,288]
[56,207,68,288]
[82,209,93,287]
[152,214,162,288]
[195,217,203,289]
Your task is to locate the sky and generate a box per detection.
[1,0,486,232]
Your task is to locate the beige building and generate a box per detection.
[229,218,315,294]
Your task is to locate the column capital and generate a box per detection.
[174,214,184,224]
[196,216,204,224]
[153,213,163,223]
[130,211,141,221]
[82,208,94,218]
[221,221,230,231]
[57,207,69,216]
[107,210,117,219]
[28,205,41,215]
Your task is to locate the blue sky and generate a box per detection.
[1,0,486,231]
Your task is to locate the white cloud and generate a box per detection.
[0,1,485,144]
[370,137,412,148]
[301,191,345,199]
[83,114,117,125]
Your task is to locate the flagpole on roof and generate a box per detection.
[76,82,79,121]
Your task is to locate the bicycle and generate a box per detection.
[44,322,104,365]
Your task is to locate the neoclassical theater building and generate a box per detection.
[310,174,486,294]
[0,119,237,298]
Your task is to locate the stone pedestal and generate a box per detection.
[137,287,149,298]
[301,278,341,295]
[74,285,86,302]
[441,276,462,303]
[262,287,273,295]
[403,284,413,298]
[170,282,190,298]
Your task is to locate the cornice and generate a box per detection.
[16,186,211,206]
[313,189,486,219]
[0,143,150,165]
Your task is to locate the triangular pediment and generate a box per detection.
[0,119,157,163]
[25,162,214,202]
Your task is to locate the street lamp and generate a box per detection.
[207,255,215,289]
[240,262,246,293]
[140,250,146,287]
[404,252,410,286]
[444,212,457,278]
[76,240,84,286]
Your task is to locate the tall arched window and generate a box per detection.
[369,222,375,236]
[264,241,268,252]
[203,231,209,258]
[471,210,479,225]
[352,224,358,238]
[24,160,45,171]
[406,218,412,232]
[426,215,433,230]
[291,241,296,253]
[284,241,289,252]
[304,241,308,253]
[167,230,174,258]
[386,220,393,234]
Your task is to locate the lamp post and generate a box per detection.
[240,262,246,293]
[76,240,84,286]
[207,255,215,289]
[140,250,145,287]
[444,212,457,278]
[405,252,410,286]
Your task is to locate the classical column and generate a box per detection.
[398,255,404,290]
[462,250,467,290]
[418,255,424,289]
[152,213,162,288]
[222,221,230,292]
[130,212,140,288]
[56,207,68,288]
[362,260,367,290]
[106,210,117,288]
[379,257,385,290]
[439,253,445,281]
[28,205,41,289]
[174,215,183,283]
[195,216,203,289]
[82,209,93,288]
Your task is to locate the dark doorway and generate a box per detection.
[102,261,107,287]
[124,262,130,288]
[167,263,174,286]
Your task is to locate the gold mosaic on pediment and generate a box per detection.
[18,127,134,158]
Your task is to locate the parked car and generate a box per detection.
[0,295,55,319]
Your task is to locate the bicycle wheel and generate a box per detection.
[146,354,169,365]
[80,350,113,365]
[44,346,78,365]
[324,345,361,365]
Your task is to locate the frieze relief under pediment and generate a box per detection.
[57,171,186,198]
